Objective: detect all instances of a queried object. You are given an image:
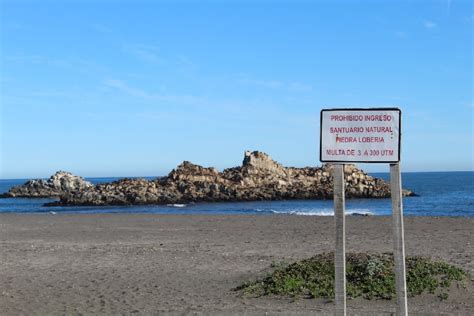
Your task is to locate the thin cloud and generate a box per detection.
[239,76,312,92]
[0,75,14,83]
[5,22,31,31]
[91,23,113,34]
[125,45,163,64]
[243,78,283,89]
[101,78,298,117]
[447,0,453,14]
[103,79,153,99]
[464,101,474,109]
[289,82,313,92]
[424,20,437,28]
[102,79,205,105]
[6,55,107,75]
[395,31,407,38]
[176,54,199,75]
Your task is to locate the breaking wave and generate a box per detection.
[166,204,187,208]
[256,208,374,216]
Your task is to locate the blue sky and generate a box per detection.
[1,0,472,178]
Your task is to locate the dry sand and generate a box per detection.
[1,214,473,315]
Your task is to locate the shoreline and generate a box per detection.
[4,211,474,218]
[1,214,473,314]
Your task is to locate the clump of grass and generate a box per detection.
[235,253,468,300]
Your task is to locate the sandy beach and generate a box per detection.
[1,214,472,315]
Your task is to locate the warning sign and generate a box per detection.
[320,108,401,163]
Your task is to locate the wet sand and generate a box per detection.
[1,214,473,315]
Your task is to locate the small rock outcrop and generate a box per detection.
[45,151,415,206]
[0,171,93,198]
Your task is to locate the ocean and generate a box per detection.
[0,172,472,216]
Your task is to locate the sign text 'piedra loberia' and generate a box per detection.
[320,108,401,163]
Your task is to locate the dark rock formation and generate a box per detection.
[0,171,93,198]
[46,151,415,206]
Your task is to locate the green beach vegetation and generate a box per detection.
[235,253,468,301]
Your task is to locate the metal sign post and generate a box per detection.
[320,108,407,315]
[333,164,346,316]
[390,163,408,316]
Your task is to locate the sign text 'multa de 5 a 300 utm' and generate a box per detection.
[325,148,395,157]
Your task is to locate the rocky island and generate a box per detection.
[1,151,415,206]
[9,150,411,207]
[0,171,92,198]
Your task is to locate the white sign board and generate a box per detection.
[320,108,401,163]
